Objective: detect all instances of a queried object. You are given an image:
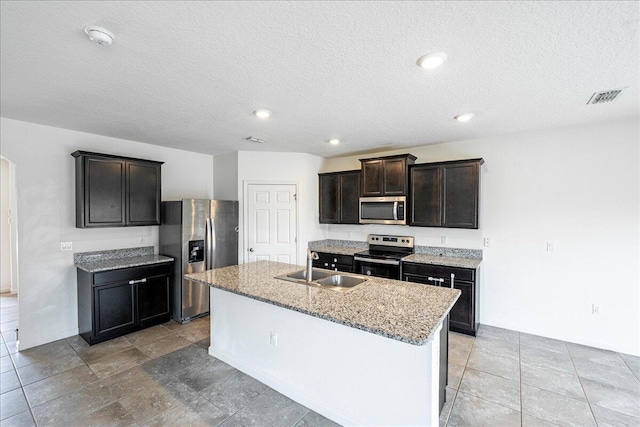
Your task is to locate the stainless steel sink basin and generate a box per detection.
[275,269,369,293]
[315,275,368,288]
[284,269,334,281]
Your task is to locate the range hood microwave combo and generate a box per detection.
[359,196,406,225]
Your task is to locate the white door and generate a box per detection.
[246,184,298,264]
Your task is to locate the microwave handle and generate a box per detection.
[393,201,398,221]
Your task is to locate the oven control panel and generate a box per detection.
[367,234,414,248]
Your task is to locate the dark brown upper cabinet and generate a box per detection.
[319,170,361,224]
[360,154,416,196]
[72,151,163,228]
[409,159,483,229]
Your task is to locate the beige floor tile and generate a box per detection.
[124,324,171,347]
[136,333,191,359]
[88,347,150,379]
[23,364,99,406]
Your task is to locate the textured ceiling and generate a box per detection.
[1,1,638,157]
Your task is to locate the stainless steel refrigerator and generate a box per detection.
[160,199,238,323]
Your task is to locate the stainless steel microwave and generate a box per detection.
[359,196,406,225]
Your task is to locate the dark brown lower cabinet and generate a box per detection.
[312,252,355,272]
[77,262,172,345]
[402,262,479,336]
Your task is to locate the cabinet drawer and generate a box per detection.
[93,262,173,285]
[402,262,474,282]
[316,252,354,266]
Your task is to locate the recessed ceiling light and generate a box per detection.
[454,113,474,122]
[328,139,340,145]
[416,52,447,69]
[253,109,271,119]
[84,26,114,46]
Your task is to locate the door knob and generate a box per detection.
[248,248,255,252]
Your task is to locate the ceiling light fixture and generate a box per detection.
[328,139,340,145]
[253,109,271,119]
[416,52,447,69]
[454,113,474,122]
[84,26,114,46]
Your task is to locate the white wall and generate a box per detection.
[213,151,239,200]
[1,159,11,292]
[0,118,214,350]
[236,151,324,265]
[321,118,640,356]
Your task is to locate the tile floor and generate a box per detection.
[1,291,639,426]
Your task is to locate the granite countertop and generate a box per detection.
[74,246,174,273]
[403,254,482,269]
[310,246,365,256]
[186,261,460,346]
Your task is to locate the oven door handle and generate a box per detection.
[354,256,400,266]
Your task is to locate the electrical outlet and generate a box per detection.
[270,332,278,347]
[61,242,73,251]
[547,242,556,252]
[140,236,145,244]
[441,236,448,245]
[483,238,491,248]
[592,304,601,315]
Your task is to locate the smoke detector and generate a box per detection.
[587,88,625,105]
[84,26,114,46]
[245,136,267,144]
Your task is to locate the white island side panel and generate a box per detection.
[208,287,440,427]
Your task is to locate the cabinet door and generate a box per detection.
[403,273,435,285]
[361,160,383,196]
[382,158,406,195]
[127,161,161,225]
[449,280,474,333]
[339,172,360,224]
[84,157,126,227]
[138,275,170,327]
[319,174,339,223]
[442,162,479,229]
[93,281,136,338]
[409,165,442,227]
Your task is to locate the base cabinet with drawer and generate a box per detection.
[402,262,479,335]
[312,252,355,273]
[77,262,172,345]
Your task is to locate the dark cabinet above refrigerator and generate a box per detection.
[71,151,163,228]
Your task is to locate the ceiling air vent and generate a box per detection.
[245,136,266,144]
[587,88,625,105]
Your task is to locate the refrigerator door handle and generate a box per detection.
[205,217,213,270]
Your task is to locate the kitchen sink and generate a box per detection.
[283,269,334,281]
[315,275,368,288]
[275,269,369,293]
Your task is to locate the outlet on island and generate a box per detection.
[270,331,278,347]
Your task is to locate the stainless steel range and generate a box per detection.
[353,234,414,279]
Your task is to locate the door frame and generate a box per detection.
[242,180,300,265]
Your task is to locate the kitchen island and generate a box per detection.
[186,261,460,426]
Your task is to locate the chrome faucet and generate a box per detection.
[306,249,319,283]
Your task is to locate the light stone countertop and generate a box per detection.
[403,254,482,269]
[186,260,460,346]
[75,254,174,273]
[310,246,364,256]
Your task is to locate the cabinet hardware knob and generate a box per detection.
[248,248,255,252]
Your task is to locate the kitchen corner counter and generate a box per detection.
[74,246,174,273]
[186,260,460,345]
[403,253,482,269]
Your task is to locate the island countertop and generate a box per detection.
[186,260,460,346]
